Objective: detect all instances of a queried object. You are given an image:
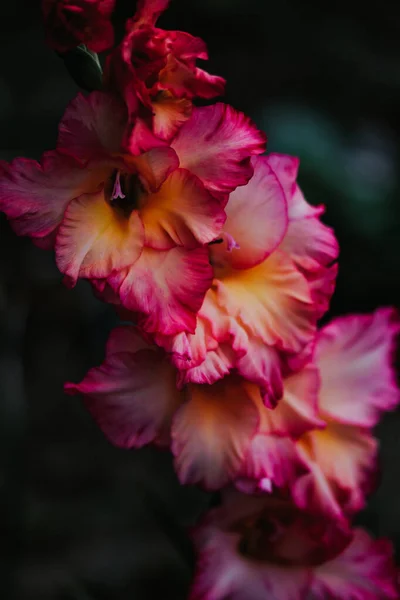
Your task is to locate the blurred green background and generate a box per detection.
[0,0,399,598]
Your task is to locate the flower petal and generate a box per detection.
[262,365,324,437]
[214,250,316,354]
[311,529,398,600]
[109,246,213,335]
[171,376,259,489]
[171,104,266,200]
[280,211,339,273]
[140,168,226,249]
[123,116,169,154]
[190,525,309,600]
[268,153,339,271]
[65,327,182,448]
[316,309,400,427]
[0,151,103,240]
[307,263,338,319]
[122,146,179,193]
[153,294,222,368]
[291,451,344,520]
[167,30,208,62]
[57,91,127,160]
[152,92,192,141]
[234,338,284,406]
[159,55,225,100]
[297,424,378,516]
[55,188,144,284]
[267,154,317,219]
[237,433,308,492]
[216,156,288,269]
[177,345,234,387]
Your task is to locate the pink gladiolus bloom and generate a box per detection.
[42,0,115,53]
[0,91,265,335]
[155,153,339,404]
[237,308,399,519]
[190,491,398,600]
[65,325,304,491]
[105,0,225,143]
[292,308,400,519]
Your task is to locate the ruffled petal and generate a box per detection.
[215,156,288,269]
[189,67,226,99]
[296,424,378,517]
[235,339,284,405]
[65,327,183,448]
[152,91,192,141]
[140,168,226,249]
[311,529,398,600]
[171,104,266,200]
[57,91,127,160]
[0,151,104,240]
[237,433,308,492]
[109,246,213,335]
[154,294,223,368]
[267,154,316,219]
[250,365,324,437]
[292,450,345,520]
[55,188,144,284]
[158,55,225,99]
[167,307,284,405]
[280,209,339,272]
[177,344,234,387]
[307,263,338,319]
[122,146,179,193]
[234,365,322,491]
[123,115,168,154]
[268,153,339,271]
[167,30,208,62]
[316,309,400,427]
[214,250,316,354]
[171,376,259,489]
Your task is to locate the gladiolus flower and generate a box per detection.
[155,153,339,404]
[42,0,116,53]
[0,91,265,335]
[65,325,304,490]
[292,308,400,519]
[190,490,398,600]
[105,0,225,144]
[236,308,399,519]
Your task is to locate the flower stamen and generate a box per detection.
[111,170,125,201]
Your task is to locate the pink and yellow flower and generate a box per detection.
[292,308,400,519]
[8,2,399,598]
[42,0,116,53]
[0,90,265,336]
[105,0,225,144]
[154,153,339,403]
[190,490,398,600]
[238,308,399,520]
[65,325,266,490]
[64,322,319,490]
[68,308,398,495]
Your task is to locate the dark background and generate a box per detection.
[1,0,400,598]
